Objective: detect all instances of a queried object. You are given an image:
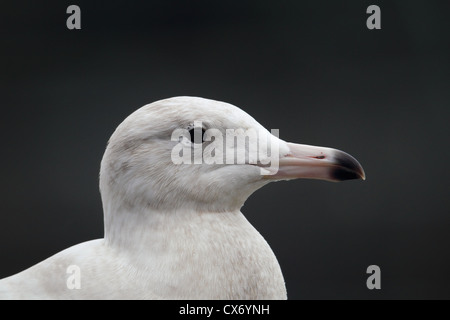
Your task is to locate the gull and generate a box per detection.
[0,96,365,299]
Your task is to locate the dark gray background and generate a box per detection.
[1,1,449,299]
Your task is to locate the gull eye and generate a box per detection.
[188,127,206,144]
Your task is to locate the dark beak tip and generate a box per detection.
[331,150,366,182]
[331,167,365,182]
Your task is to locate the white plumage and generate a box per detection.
[0,96,364,299]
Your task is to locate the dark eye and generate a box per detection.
[188,127,206,144]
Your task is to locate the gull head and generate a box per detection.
[99,96,365,216]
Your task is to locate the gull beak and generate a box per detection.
[265,142,366,182]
